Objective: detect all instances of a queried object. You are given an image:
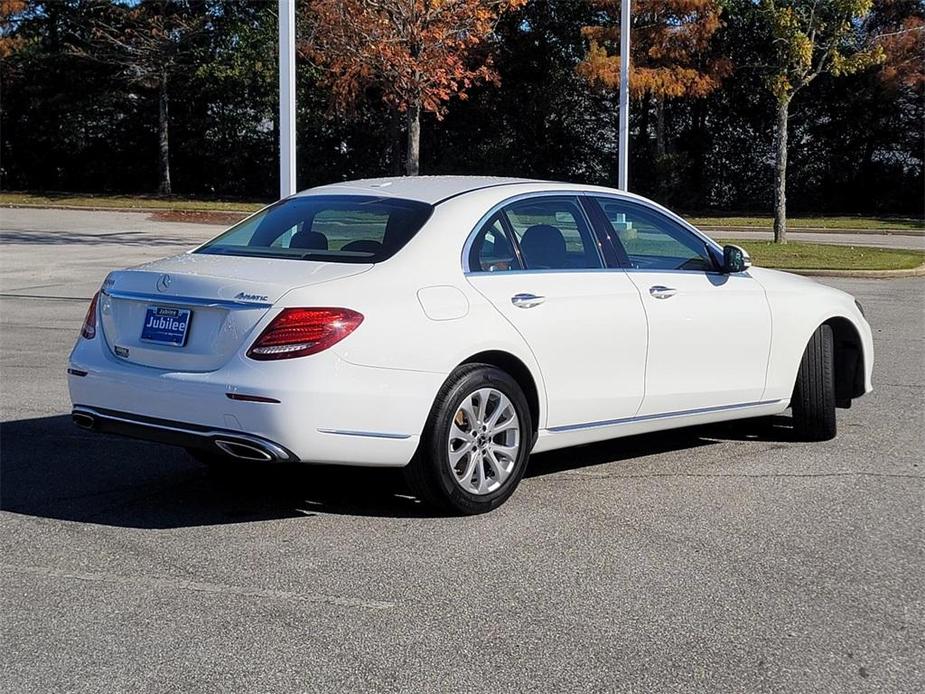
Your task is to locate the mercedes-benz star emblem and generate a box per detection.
[156,274,172,292]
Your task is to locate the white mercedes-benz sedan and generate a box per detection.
[69,176,873,513]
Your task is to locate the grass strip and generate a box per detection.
[726,239,925,271]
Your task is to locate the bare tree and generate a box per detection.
[73,0,203,194]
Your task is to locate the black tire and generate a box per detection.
[792,324,837,441]
[405,364,533,515]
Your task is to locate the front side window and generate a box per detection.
[196,195,433,263]
[595,198,716,272]
[501,197,602,270]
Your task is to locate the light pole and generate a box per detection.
[617,0,631,191]
[279,0,296,199]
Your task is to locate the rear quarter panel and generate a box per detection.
[274,199,551,428]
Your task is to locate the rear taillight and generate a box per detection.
[81,292,100,339]
[247,307,363,360]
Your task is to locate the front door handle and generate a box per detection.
[511,293,545,309]
[649,285,677,300]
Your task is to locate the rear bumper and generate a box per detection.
[67,332,444,466]
[72,406,298,462]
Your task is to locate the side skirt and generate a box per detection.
[532,399,789,454]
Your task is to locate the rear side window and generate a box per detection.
[503,197,602,270]
[196,195,433,263]
[468,196,603,272]
[469,215,521,272]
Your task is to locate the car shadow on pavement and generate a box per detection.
[0,412,797,527]
[526,414,796,478]
[0,414,424,528]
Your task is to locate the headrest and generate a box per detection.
[520,224,567,269]
[340,239,382,255]
[289,230,328,250]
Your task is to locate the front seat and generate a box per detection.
[289,229,328,250]
[519,224,567,269]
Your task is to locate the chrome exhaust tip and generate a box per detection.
[214,439,275,462]
[72,411,96,430]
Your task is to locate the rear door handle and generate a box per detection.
[649,285,677,300]
[511,293,545,309]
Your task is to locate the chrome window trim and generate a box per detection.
[461,190,610,274]
[463,266,752,279]
[622,267,752,278]
[463,267,620,278]
[103,289,273,310]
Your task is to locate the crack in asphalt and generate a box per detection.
[2,563,396,611]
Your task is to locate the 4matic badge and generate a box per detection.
[234,292,269,302]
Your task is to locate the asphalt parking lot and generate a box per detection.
[1,208,923,693]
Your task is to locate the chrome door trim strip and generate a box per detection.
[103,289,272,309]
[317,429,412,440]
[546,399,786,433]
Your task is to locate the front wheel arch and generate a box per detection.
[823,317,866,402]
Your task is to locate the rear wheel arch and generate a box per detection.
[459,350,541,435]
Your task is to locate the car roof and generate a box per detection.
[296,176,556,205]
[295,175,677,215]
[291,175,721,254]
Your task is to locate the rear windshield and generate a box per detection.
[195,195,433,263]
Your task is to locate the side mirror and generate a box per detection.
[722,244,751,273]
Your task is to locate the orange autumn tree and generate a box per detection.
[0,0,28,59]
[870,1,924,92]
[302,0,526,176]
[578,0,730,157]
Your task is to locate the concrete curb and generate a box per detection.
[779,263,925,279]
[699,225,924,236]
[2,203,255,216]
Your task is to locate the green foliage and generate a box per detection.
[0,0,921,215]
[761,0,884,101]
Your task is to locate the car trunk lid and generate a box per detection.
[99,253,371,371]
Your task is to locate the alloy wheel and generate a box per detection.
[447,387,521,495]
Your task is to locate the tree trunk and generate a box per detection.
[405,103,420,176]
[158,74,172,196]
[655,95,666,158]
[639,92,651,154]
[390,109,403,175]
[772,97,789,244]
